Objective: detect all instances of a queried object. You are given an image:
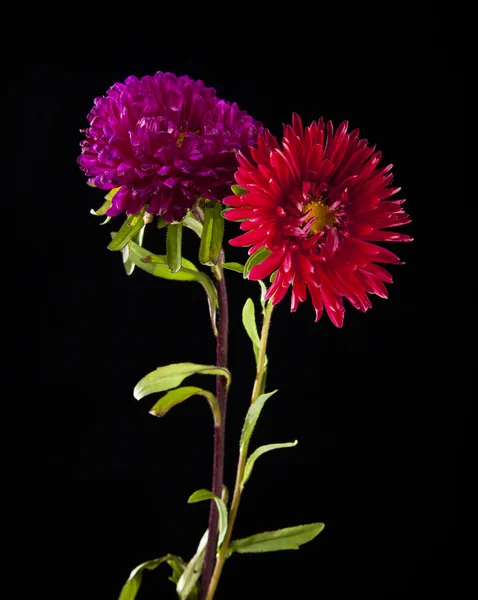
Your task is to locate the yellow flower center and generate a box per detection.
[303,199,336,235]
[177,131,186,148]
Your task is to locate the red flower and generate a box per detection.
[224,114,412,327]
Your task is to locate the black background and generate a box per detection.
[14,25,460,600]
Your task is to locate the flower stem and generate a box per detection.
[205,301,274,600]
[200,255,229,599]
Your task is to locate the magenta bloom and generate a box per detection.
[225,115,412,327]
[78,72,263,222]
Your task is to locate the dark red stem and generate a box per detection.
[200,266,228,598]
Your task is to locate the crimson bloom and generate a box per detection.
[224,114,412,327]
[78,72,262,222]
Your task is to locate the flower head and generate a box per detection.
[79,72,262,222]
[224,114,412,327]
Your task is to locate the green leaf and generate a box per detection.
[125,241,219,335]
[177,530,208,600]
[149,386,220,426]
[122,225,145,276]
[183,212,203,238]
[108,208,146,251]
[188,489,228,547]
[239,390,277,452]
[242,298,260,363]
[242,441,298,488]
[270,270,278,282]
[231,184,248,195]
[229,523,325,554]
[134,362,231,401]
[166,222,183,273]
[244,247,272,279]
[118,554,186,600]
[223,262,245,274]
[90,186,121,216]
[199,200,224,266]
[258,281,268,314]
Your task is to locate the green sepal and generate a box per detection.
[108,207,147,251]
[122,225,145,276]
[244,247,272,279]
[231,184,248,195]
[199,200,224,266]
[90,186,120,217]
[166,222,183,273]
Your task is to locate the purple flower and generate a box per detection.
[78,72,263,222]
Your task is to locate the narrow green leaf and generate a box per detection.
[199,200,224,266]
[239,390,277,451]
[90,187,121,216]
[188,489,228,547]
[166,222,183,273]
[90,198,112,217]
[270,270,278,282]
[125,241,219,335]
[242,298,260,363]
[149,386,220,426]
[229,523,325,554]
[244,247,272,279]
[108,208,146,251]
[183,212,203,238]
[242,441,298,488]
[231,184,248,195]
[118,554,185,600]
[122,226,145,276]
[177,530,208,600]
[258,281,268,314]
[223,262,245,274]
[134,362,231,401]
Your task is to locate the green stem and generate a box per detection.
[205,301,274,600]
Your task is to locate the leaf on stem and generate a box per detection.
[149,386,220,426]
[244,247,272,279]
[241,441,298,488]
[229,523,325,554]
[199,200,224,266]
[183,211,203,238]
[124,240,219,334]
[242,298,260,364]
[223,262,245,274]
[239,390,277,452]
[166,222,183,273]
[188,489,228,547]
[108,207,147,251]
[176,530,208,600]
[134,363,231,400]
[117,554,186,600]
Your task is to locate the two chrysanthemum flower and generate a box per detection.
[79,72,411,327]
